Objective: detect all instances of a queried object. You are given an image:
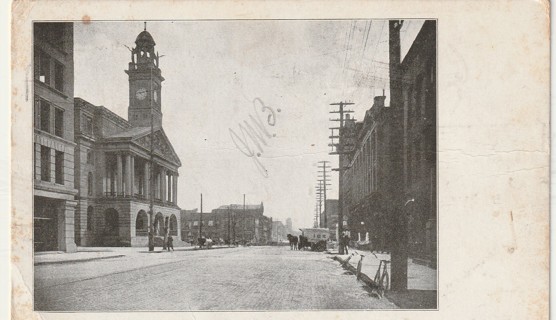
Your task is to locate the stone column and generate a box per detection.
[130,155,135,196]
[116,153,123,195]
[103,157,108,194]
[161,168,167,202]
[157,168,162,199]
[167,173,172,203]
[144,161,149,198]
[173,174,178,205]
[125,154,132,196]
[58,200,77,252]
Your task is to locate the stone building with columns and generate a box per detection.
[73,27,184,247]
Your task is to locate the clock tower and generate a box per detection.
[126,24,164,127]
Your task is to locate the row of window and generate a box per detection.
[34,50,65,93]
[38,145,64,184]
[34,97,64,138]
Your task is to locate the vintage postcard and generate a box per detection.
[10,1,549,320]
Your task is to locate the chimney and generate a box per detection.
[373,96,386,108]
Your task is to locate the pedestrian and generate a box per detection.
[167,235,174,251]
[343,233,350,254]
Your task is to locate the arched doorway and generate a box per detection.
[169,214,178,236]
[103,208,119,246]
[153,212,164,236]
[135,210,149,236]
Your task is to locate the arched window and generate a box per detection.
[136,210,148,236]
[87,172,93,196]
[154,213,164,236]
[87,206,93,231]
[169,215,178,236]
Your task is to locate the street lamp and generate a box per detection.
[404,198,415,207]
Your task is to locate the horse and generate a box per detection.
[287,234,298,250]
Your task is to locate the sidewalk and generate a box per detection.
[34,245,233,265]
[332,249,437,309]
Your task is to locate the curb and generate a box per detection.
[332,255,379,290]
[34,254,126,266]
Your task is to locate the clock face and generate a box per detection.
[135,88,147,101]
[154,90,158,102]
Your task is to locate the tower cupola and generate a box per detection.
[125,23,165,127]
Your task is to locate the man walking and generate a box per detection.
[342,233,350,254]
[167,235,174,251]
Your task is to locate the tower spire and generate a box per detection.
[144,21,147,31]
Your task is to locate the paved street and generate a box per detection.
[35,246,397,311]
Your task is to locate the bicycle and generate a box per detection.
[373,259,390,298]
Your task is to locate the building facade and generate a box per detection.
[322,199,339,240]
[400,20,436,260]
[181,203,272,245]
[73,27,184,247]
[271,221,287,242]
[33,22,78,252]
[338,20,436,263]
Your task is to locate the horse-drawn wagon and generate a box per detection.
[299,228,330,251]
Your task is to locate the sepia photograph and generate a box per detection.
[32,18,437,311]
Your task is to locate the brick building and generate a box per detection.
[338,20,436,262]
[181,203,272,245]
[72,27,184,247]
[340,95,393,249]
[399,20,437,259]
[33,23,78,252]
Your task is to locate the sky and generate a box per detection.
[73,20,425,229]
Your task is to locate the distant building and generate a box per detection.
[286,218,293,233]
[73,26,183,247]
[33,22,78,252]
[271,221,287,242]
[181,203,272,245]
[322,199,339,240]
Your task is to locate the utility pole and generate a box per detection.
[315,181,322,227]
[328,101,354,254]
[318,160,331,228]
[388,19,407,292]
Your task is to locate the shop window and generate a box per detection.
[54,107,64,137]
[40,146,50,181]
[54,61,64,92]
[40,99,50,132]
[55,151,64,184]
